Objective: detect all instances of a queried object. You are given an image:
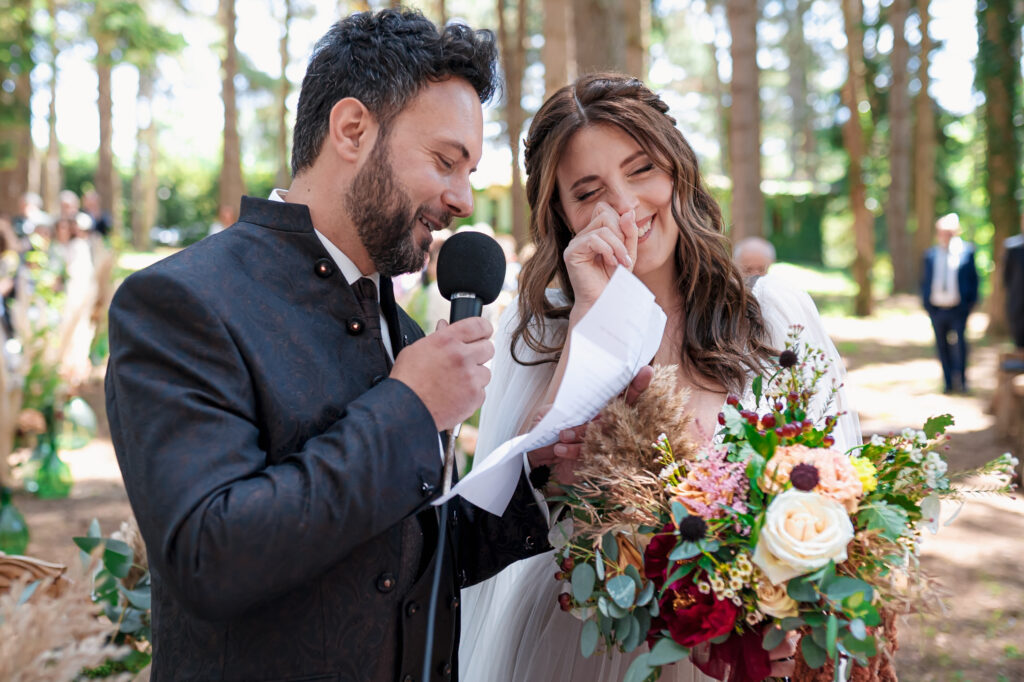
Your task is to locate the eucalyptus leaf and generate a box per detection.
[801,636,827,669]
[648,638,691,666]
[859,502,909,542]
[635,580,656,607]
[103,539,134,579]
[824,576,870,602]
[622,613,642,652]
[572,563,596,604]
[787,578,818,603]
[581,619,599,658]
[88,518,102,538]
[826,613,838,659]
[595,547,605,581]
[608,574,637,609]
[625,564,643,590]
[613,614,632,644]
[634,608,651,646]
[73,536,103,554]
[781,616,805,631]
[117,583,152,611]
[849,618,867,640]
[16,581,40,606]
[668,542,701,561]
[602,532,620,563]
[762,625,786,651]
[598,595,627,618]
[623,653,655,682]
[671,501,689,525]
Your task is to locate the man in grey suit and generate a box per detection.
[106,10,550,680]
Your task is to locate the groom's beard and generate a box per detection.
[347,139,447,277]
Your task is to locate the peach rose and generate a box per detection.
[761,445,864,513]
[755,578,799,618]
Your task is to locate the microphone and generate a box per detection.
[436,230,507,323]
[422,230,507,682]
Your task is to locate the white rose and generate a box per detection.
[752,489,854,585]
[755,579,800,619]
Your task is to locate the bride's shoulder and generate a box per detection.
[498,288,570,334]
[749,272,827,342]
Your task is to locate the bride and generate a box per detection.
[460,74,861,681]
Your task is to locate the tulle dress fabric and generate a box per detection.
[460,274,862,682]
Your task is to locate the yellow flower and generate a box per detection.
[850,457,878,494]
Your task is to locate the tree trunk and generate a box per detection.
[726,0,763,241]
[498,0,529,249]
[542,0,573,97]
[437,0,446,24]
[912,0,936,287]
[93,20,116,232]
[276,0,293,188]
[42,0,61,214]
[0,6,33,215]
[704,0,729,177]
[886,0,913,293]
[131,68,157,251]
[978,0,1022,336]
[841,0,874,316]
[624,0,649,80]
[785,0,815,180]
[573,0,624,73]
[219,0,245,216]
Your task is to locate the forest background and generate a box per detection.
[0,0,1021,326]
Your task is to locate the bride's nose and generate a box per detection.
[607,186,640,217]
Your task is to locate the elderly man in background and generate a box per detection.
[733,235,776,278]
[921,213,979,394]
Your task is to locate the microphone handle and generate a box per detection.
[449,293,483,322]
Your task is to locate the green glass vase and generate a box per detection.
[0,487,30,555]
[31,444,73,500]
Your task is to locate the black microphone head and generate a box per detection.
[436,231,507,305]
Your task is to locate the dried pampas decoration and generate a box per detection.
[0,564,127,681]
[569,365,699,538]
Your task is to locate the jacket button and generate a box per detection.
[524,535,535,550]
[406,601,420,616]
[314,258,334,278]
[347,318,365,335]
[450,596,459,609]
[420,480,435,497]
[376,572,396,593]
[438,662,452,678]
[372,374,386,386]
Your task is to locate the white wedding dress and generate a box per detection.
[460,274,862,682]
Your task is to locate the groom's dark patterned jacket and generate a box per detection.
[106,197,548,681]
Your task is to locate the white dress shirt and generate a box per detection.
[930,237,963,308]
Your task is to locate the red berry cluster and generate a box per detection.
[553,555,575,582]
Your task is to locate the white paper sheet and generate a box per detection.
[433,266,667,515]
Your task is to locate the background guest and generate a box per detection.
[921,213,979,394]
[733,235,776,277]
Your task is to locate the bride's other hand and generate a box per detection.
[564,202,638,316]
[525,366,654,475]
[766,628,798,678]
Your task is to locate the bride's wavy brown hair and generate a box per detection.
[512,73,774,393]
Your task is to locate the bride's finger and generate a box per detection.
[567,227,632,270]
[619,209,638,269]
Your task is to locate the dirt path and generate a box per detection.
[11,296,1023,681]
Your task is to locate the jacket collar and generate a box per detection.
[238,195,314,233]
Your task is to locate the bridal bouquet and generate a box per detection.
[549,327,1018,682]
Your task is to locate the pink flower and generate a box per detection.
[668,446,749,519]
[761,445,863,512]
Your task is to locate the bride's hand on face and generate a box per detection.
[563,201,639,315]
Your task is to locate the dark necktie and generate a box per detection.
[351,277,393,372]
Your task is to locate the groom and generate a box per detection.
[105,9,552,681]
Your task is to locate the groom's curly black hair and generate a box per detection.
[290,8,498,177]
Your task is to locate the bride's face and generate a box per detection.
[555,123,678,280]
